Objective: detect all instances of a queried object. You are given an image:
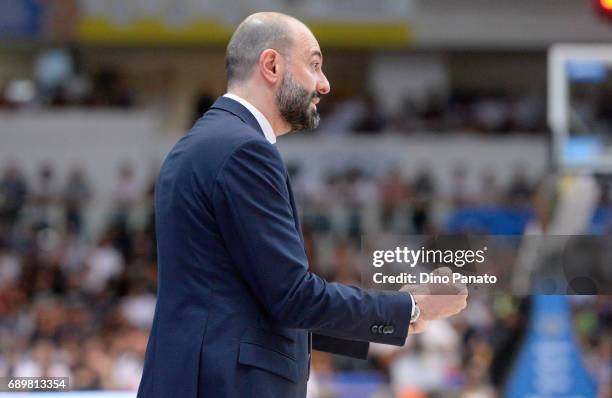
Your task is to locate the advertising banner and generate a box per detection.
[77,0,414,47]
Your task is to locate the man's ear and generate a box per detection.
[259,49,283,85]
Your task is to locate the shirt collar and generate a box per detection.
[223,93,276,144]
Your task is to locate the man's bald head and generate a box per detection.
[226,12,303,87]
[224,12,330,134]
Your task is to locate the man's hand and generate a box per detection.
[412,293,467,321]
[401,267,468,329]
[408,318,428,334]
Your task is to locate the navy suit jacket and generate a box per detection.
[137,96,413,398]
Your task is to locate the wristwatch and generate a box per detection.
[410,295,420,323]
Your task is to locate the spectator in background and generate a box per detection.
[84,229,124,294]
[510,94,543,132]
[110,329,146,390]
[60,301,94,342]
[412,168,436,201]
[13,339,70,378]
[56,226,90,275]
[0,163,28,230]
[0,243,20,280]
[110,162,140,247]
[411,168,436,234]
[420,93,446,132]
[506,166,533,207]
[82,338,114,389]
[31,163,59,231]
[380,168,406,230]
[111,163,142,260]
[472,91,511,133]
[353,92,386,133]
[63,165,92,233]
[112,163,140,218]
[450,163,470,208]
[391,96,422,132]
[328,240,360,285]
[119,277,156,330]
[477,169,500,206]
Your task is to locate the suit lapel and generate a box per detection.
[211,96,302,242]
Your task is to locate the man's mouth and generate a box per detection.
[311,97,320,110]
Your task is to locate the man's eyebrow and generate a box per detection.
[311,50,322,60]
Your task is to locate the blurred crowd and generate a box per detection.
[0,160,610,396]
[0,162,155,390]
[317,90,546,135]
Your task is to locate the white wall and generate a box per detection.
[412,0,612,48]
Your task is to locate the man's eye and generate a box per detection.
[312,63,321,71]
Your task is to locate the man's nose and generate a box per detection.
[317,73,330,95]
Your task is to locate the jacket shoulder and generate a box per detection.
[200,108,274,153]
[157,108,275,202]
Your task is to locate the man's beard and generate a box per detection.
[276,71,320,132]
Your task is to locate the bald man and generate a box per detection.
[137,13,466,398]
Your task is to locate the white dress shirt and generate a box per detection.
[223,93,276,144]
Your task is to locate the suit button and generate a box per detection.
[383,326,394,335]
[371,325,379,334]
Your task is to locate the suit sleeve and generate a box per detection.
[312,333,369,359]
[212,139,412,346]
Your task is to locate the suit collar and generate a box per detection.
[210,96,266,139]
[223,94,276,144]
